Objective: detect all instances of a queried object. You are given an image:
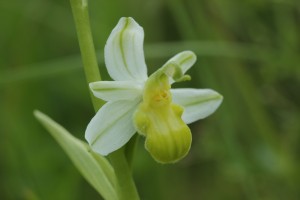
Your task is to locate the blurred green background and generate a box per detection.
[1,0,300,199]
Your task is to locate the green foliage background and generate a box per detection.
[1,0,299,199]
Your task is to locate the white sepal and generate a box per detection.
[104,17,148,81]
[90,81,143,101]
[85,100,140,156]
[171,88,223,124]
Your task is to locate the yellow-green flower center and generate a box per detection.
[133,66,192,163]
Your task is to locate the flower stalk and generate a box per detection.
[69,0,103,110]
[69,0,140,199]
[109,148,140,200]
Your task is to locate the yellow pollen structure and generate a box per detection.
[154,90,169,103]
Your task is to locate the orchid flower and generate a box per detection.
[85,17,223,163]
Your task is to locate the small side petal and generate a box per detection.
[163,51,196,76]
[85,100,140,156]
[171,88,223,124]
[105,17,148,81]
[90,81,143,101]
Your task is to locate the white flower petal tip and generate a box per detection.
[89,81,143,101]
[171,88,223,124]
[104,17,148,81]
[85,100,139,156]
[165,51,197,75]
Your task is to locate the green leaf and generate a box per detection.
[34,110,118,200]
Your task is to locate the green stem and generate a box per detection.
[69,0,103,111]
[125,134,139,169]
[109,148,140,200]
[69,0,139,199]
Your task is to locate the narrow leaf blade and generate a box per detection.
[34,110,118,200]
